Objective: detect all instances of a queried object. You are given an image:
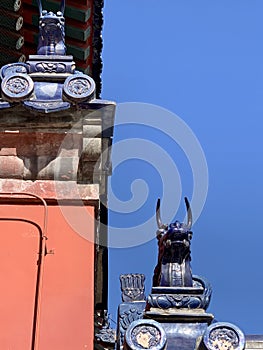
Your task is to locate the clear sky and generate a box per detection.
[101,1,263,334]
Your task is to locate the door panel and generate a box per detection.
[38,205,94,350]
[0,202,95,350]
[0,218,41,349]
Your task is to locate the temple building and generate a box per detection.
[0,1,263,350]
[0,0,114,348]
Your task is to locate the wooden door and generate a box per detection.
[0,194,95,350]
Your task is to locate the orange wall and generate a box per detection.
[0,203,94,350]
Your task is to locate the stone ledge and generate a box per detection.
[0,179,99,201]
[0,99,115,133]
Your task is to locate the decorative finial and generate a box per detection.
[37,0,66,55]
[148,197,212,311]
[153,197,193,287]
[120,274,146,302]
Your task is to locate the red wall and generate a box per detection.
[0,203,94,349]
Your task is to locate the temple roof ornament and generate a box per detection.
[0,0,104,94]
[120,274,146,303]
[114,197,246,350]
[153,197,193,288]
[37,0,66,56]
[0,0,106,113]
[203,323,245,350]
[0,0,115,188]
[124,319,167,350]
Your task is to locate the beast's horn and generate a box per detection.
[60,0,65,14]
[184,197,192,230]
[37,0,42,14]
[156,198,164,229]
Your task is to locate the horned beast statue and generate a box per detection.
[37,0,66,55]
[153,197,193,287]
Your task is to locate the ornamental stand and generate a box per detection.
[0,3,115,349]
[115,199,246,350]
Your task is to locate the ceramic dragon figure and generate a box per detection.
[153,197,193,287]
[37,0,66,55]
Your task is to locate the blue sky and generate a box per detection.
[102,1,263,334]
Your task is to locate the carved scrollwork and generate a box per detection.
[1,74,34,102]
[63,74,96,103]
[148,275,212,311]
[147,293,202,309]
[35,62,66,73]
[203,322,245,350]
[0,63,29,80]
[125,320,166,350]
[193,275,212,310]
[6,78,28,94]
[119,307,144,345]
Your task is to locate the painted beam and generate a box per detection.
[23,0,91,22]
[0,47,25,65]
[0,0,21,12]
[0,28,24,50]
[0,10,23,31]
[23,10,92,42]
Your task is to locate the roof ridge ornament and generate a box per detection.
[148,196,212,311]
[154,197,193,288]
[37,0,66,55]
[0,0,98,110]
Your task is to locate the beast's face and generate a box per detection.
[39,11,64,37]
[159,221,192,264]
[164,221,192,247]
[37,10,66,55]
